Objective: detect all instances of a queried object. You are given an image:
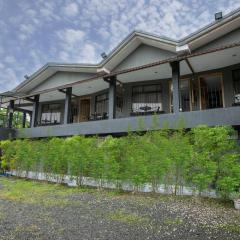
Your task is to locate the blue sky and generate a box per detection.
[0,0,240,92]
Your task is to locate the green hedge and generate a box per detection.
[1,125,240,199]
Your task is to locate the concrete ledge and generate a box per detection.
[15,106,240,139]
[0,128,16,140]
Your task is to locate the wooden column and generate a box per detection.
[64,87,72,124]
[31,95,40,128]
[108,76,117,119]
[7,100,14,128]
[170,61,180,114]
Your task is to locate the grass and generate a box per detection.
[0,177,235,208]
[0,177,91,206]
[164,218,184,225]
[107,209,150,225]
[201,223,240,234]
[0,177,128,207]
[217,224,240,233]
[0,177,239,239]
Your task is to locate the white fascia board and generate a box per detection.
[97,67,110,74]
[176,44,191,54]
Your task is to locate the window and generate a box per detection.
[233,69,240,103]
[95,93,108,118]
[41,103,62,125]
[131,84,162,114]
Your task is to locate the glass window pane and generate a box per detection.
[132,84,162,113]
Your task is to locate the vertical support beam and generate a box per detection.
[29,112,32,128]
[170,61,180,114]
[31,95,39,128]
[64,87,72,124]
[7,100,14,128]
[22,111,27,128]
[108,76,117,119]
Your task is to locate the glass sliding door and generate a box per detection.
[199,73,224,110]
[180,78,191,112]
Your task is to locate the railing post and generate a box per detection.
[31,95,39,128]
[170,61,180,114]
[64,87,72,124]
[7,100,14,128]
[108,76,117,119]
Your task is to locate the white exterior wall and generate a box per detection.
[114,44,176,71]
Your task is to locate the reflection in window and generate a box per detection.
[131,84,162,114]
[41,103,62,125]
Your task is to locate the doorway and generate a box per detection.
[79,99,91,122]
[199,73,224,110]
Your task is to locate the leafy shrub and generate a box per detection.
[0,125,239,199]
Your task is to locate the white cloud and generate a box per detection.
[56,28,98,63]
[1,0,240,92]
[0,68,19,91]
[63,2,79,17]
[4,56,16,64]
[79,43,97,63]
[57,29,85,48]
[19,23,35,40]
[0,46,4,56]
[59,51,70,61]
[38,1,60,21]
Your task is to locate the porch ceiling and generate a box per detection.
[39,77,108,102]
[117,45,240,83]
[188,45,240,73]
[117,61,191,83]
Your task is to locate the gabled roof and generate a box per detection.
[8,7,240,94]
[14,63,98,93]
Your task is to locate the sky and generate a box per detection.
[0,0,240,92]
